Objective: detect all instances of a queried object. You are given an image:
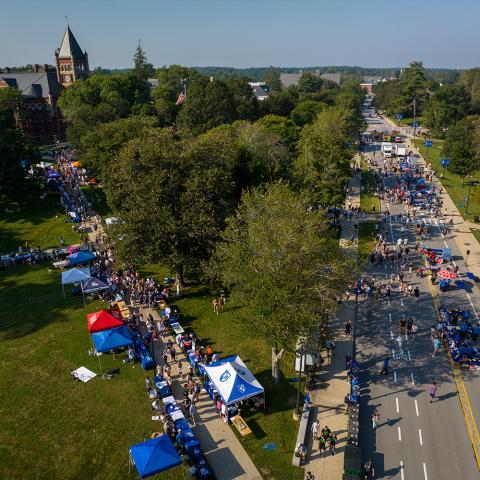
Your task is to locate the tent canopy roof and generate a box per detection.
[204,355,264,406]
[87,309,123,332]
[61,267,91,285]
[130,434,182,478]
[82,276,109,294]
[92,325,133,352]
[68,250,96,266]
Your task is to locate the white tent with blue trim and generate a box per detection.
[203,355,264,406]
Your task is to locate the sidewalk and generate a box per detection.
[302,157,360,479]
[143,307,262,480]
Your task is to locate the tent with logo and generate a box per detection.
[82,276,109,295]
[203,355,264,406]
[129,434,182,478]
[92,325,133,353]
[87,309,123,333]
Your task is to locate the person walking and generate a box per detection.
[305,471,315,480]
[318,436,327,457]
[414,286,420,301]
[177,360,183,379]
[329,433,337,456]
[372,409,380,429]
[189,402,198,427]
[311,419,320,442]
[429,382,438,403]
[432,337,441,357]
[380,357,390,375]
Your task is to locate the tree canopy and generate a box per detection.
[133,43,155,80]
[208,182,354,380]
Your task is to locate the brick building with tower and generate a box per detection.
[0,25,89,143]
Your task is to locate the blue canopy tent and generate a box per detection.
[68,250,96,266]
[203,355,264,406]
[129,434,182,479]
[92,325,133,353]
[61,267,91,298]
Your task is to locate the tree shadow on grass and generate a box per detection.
[0,264,86,340]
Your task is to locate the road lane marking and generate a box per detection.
[391,331,394,339]
[401,298,404,307]
[415,399,419,416]
[400,461,405,480]
[419,429,423,446]
[394,370,397,383]
[398,426,402,441]
[392,348,395,358]
[423,462,428,480]
[389,313,392,323]
[411,372,415,385]
[396,397,399,413]
[407,349,411,361]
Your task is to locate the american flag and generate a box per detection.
[176,93,186,105]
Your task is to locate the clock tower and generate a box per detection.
[55,25,89,87]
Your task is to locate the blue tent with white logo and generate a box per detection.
[67,250,96,266]
[92,325,133,353]
[203,355,264,406]
[129,434,182,478]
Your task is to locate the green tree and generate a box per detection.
[264,66,282,92]
[295,107,354,206]
[444,116,480,184]
[226,77,259,120]
[260,87,298,117]
[423,84,471,138]
[133,42,155,80]
[400,60,428,115]
[104,128,237,285]
[58,73,152,146]
[297,72,323,96]
[77,115,159,176]
[0,88,38,202]
[458,68,480,113]
[256,114,300,154]
[176,77,237,134]
[209,182,353,381]
[290,100,326,126]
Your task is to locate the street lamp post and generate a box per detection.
[465,178,478,215]
[293,345,305,420]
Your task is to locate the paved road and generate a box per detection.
[355,99,480,479]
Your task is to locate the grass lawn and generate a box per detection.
[0,192,80,253]
[397,116,423,127]
[0,204,180,480]
[358,221,377,264]
[360,156,380,214]
[413,139,480,222]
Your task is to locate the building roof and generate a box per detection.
[57,26,87,60]
[363,76,383,84]
[249,83,269,100]
[0,70,63,99]
[280,71,341,88]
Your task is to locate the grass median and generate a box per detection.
[358,221,377,264]
[360,156,380,214]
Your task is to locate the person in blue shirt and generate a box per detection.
[176,429,186,453]
[380,357,389,375]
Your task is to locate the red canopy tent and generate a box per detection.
[87,309,123,332]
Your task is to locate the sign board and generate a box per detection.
[412,122,419,128]
[441,158,451,167]
[396,113,403,120]
[424,140,433,147]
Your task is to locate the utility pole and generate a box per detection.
[413,97,417,141]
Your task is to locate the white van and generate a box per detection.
[381,142,393,158]
[394,144,406,157]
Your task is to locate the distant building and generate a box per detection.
[280,70,341,88]
[147,78,159,89]
[0,25,89,143]
[360,76,383,93]
[248,82,269,101]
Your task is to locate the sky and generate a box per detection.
[1,0,479,70]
